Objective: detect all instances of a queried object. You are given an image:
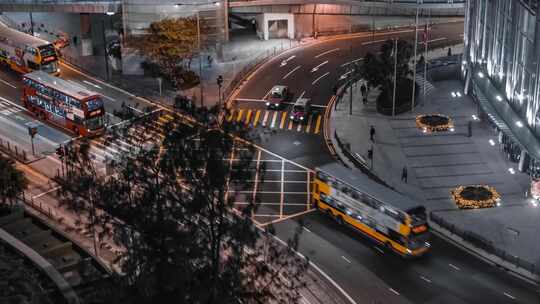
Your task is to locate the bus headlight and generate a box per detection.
[300,116,304,120]
[266,102,270,106]
[274,103,279,107]
[290,115,294,119]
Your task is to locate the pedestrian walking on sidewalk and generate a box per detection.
[370,125,375,142]
[361,83,368,105]
[401,166,408,183]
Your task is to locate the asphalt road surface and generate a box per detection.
[232,21,540,304]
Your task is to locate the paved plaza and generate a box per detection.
[330,61,540,279]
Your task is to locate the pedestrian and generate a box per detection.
[401,166,408,183]
[361,83,368,104]
[369,125,375,142]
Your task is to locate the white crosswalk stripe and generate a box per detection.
[0,100,21,116]
[415,75,436,96]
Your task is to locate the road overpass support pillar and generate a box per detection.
[258,13,294,40]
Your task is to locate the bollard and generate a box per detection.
[7,141,10,151]
[14,146,17,155]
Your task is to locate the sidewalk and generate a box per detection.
[329,56,540,282]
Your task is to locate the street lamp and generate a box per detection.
[175,2,222,107]
[102,12,116,81]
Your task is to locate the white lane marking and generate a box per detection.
[310,104,327,108]
[315,48,340,58]
[312,72,330,85]
[311,60,328,73]
[298,90,306,99]
[83,80,102,89]
[308,261,358,304]
[341,58,364,67]
[362,39,386,46]
[427,37,447,43]
[102,95,117,102]
[0,96,26,111]
[420,275,432,283]
[339,71,352,81]
[389,288,400,296]
[126,105,143,113]
[503,292,516,300]
[280,55,296,67]
[262,88,273,100]
[374,247,384,254]
[270,111,277,128]
[302,226,311,233]
[32,186,61,199]
[0,78,16,88]
[262,111,269,127]
[341,256,351,263]
[448,263,460,271]
[283,65,301,80]
[235,98,266,103]
[301,295,312,304]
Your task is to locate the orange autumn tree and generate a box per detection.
[133,17,207,88]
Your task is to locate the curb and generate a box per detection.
[429,220,540,285]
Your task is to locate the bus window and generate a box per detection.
[86,116,104,131]
[41,61,58,74]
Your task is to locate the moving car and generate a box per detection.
[265,85,289,109]
[290,97,311,123]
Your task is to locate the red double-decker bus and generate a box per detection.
[21,71,105,137]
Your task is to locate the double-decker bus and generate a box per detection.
[0,22,60,75]
[312,163,430,257]
[22,71,105,137]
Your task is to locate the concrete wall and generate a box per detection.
[260,13,294,40]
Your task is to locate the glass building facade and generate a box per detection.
[464,0,540,175]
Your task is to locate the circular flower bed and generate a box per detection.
[416,114,454,132]
[451,185,501,209]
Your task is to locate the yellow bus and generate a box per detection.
[312,163,430,257]
[0,22,60,75]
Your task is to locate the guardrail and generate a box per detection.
[430,211,539,277]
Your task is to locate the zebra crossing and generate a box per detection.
[415,75,436,96]
[0,99,21,116]
[225,108,323,134]
[87,113,175,163]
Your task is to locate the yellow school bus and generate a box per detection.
[313,163,430,257]
[0,22,60,75]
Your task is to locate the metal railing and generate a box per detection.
[430,212,539,276]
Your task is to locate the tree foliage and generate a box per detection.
[0,155,27,207]
[360,39,414,91]
[133,17,208,89]
[58,108,308,304]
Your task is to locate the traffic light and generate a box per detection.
[56,146,64,158]
[27,126,37,137]
[217,75,223,87]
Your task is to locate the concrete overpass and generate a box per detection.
[0,0,120,13]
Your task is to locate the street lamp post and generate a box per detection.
[392,38,398,117]
[175,2,222,108]
[197,12,204,108]
[101,19,110,81]
[411,1,419,112]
